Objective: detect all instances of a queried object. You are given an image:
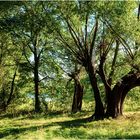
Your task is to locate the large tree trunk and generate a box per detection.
[105,83,122,118]
[86,62,105,120]
[34,56,41,113]
[72,79,84,113]
[106,71,140,118]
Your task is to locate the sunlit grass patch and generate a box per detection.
[0,111,140,139]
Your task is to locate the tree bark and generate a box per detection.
[34,55,41,113]
[106,71,140,118]
[72,79,84,113]
[86,61,105,120]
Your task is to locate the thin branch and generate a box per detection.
[90,19,98,57]
[60,10,84,52]
[57,36,77,57]
[66,19,85,56]
[57,31,84,64]
[38,47,44,59]
[138,3,140,20]
[39,75,54,82]
[118,37,134,59]
[104,19,134,59]
[98,54,111,95]
[108,39,119,86]
[104,37,114,55]
[22,45,34,69]
[67,22,81,48]
[84,12,89,50]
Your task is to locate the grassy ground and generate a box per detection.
[0,111,140,140]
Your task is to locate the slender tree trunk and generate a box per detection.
[0,88,6,112]
[6,68,17,106]
[72,79,84,113]
[34,56,41,113]
[86,62,104,120]
[0,67,18,112]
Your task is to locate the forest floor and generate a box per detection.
[0,111,140,140]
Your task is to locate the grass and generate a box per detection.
[0,111,140,140]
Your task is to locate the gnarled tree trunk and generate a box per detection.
[106,71,140,118]
[86,61,105,120]
[72,78,84,113]
[68,65,84,113]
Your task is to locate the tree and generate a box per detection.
[47,43,84,113]
[0,32,23,112]
[69,65,84,113]
[0,1,139,119]
[0,1,31,112]
[14,2,54,113]
[0,2,55,113]
[50,1,140,119]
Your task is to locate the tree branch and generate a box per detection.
[90,19,98,58]
[108,39,119,86]
[84,12,89,50]
[138,3,140,20]
[104,19,134,59]
[22,45,34,69]
[66,19,85,56]
[98,54,111,95]
[38,47,45,60]
[57,31,84,64]
[39,75,54,82]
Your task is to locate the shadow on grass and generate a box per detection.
[0,114,16,119]
[124,134,140,139]
[110,134,140,139]
[0,117,88,139]
[51,126,88,139]
[49,118,92,139]
[0,116,140,139]
[0,111,66,120]
[0,126,36,138]
[0,111,35,119]
[55,117,88,127]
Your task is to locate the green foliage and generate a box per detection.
[124,87,140,112]
[0,0,139,121]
